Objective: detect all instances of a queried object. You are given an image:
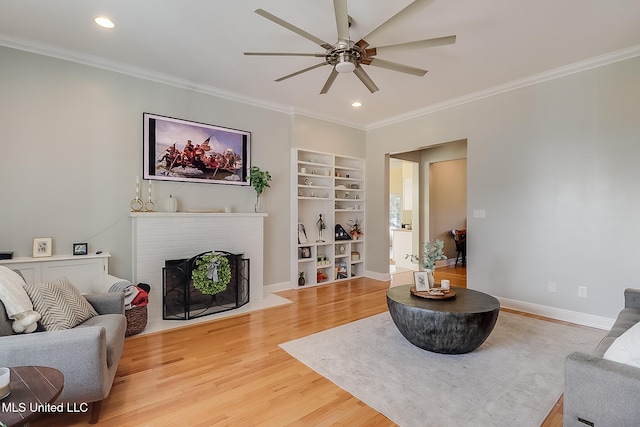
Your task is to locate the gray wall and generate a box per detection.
[366,56,640,319]
[292,115,365,158]
[0,46,365,287]
[0,46,283,284]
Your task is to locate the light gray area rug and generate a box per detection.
[280,311,605,427]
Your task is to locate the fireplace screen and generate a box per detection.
[163,251,249,320]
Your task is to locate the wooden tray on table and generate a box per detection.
[410,287,456,300]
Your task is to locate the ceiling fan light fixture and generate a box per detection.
[335,60,355,73]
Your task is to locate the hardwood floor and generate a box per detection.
[33,265,565,426]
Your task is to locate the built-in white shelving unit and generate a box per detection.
[292,148,365,287]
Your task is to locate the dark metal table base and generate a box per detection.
[387,285,500,354]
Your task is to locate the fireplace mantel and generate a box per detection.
[130,212,267,219]
[130,212,267,327]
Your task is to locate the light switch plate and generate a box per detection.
[473,209,486,219]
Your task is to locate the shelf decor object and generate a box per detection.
[32,238,52,258]
[131,176,144,212]
[164,194,178,212]
[72,243,88,256]
[249,166,272,213]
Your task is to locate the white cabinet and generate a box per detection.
[0,253,110,293]
[392,229,417,270]
[292,148,364,286]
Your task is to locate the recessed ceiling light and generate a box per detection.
[94,16,115,29]
[352,101,362,108]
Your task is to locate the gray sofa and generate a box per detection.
[564,288,640,427]
[0,292,126,424]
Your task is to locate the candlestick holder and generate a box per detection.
[143,182,155,212]
[131,177,144,212]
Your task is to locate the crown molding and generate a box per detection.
[2,34,638,132]
[0,34,295,117]
[366,44,640,130]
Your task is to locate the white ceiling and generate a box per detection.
[1,0,639,129]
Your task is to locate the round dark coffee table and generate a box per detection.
[386,285,500,354]
[1,366,64,426]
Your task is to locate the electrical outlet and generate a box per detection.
[548,282,556,293]
[578,286,587,298]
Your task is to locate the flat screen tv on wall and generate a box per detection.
[143,113,250,186]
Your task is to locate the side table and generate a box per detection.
[0,366,64,427]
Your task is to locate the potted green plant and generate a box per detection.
[298,271,306,287]
[249,166,272,212]
[406,239,447,288]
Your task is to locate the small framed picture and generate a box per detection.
[73,243,88,256]
[298,223,308,244]
[414,271,429,291]
[298,246,311,259]
[33,237,53,258]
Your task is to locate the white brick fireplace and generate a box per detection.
[130,212,267,329]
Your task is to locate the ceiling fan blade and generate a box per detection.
[333,0,350,46]
[255,9,334,50]
[367,58,427,77]
[374,35,456,55]
[353,66,379,93]
[244,52,326,57]
[360,0,434,45]
[275,62,328,82]
[320,68,339,94]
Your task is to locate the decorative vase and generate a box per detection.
[164,194,177,212]
[426,269,435,289]
[298,276,305,287]
[255,193,263,213]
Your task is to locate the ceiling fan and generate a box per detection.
[244,0,456,94]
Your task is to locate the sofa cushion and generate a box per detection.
[603,320,640,368]
[75,314,127,367]
[23,277,98,331]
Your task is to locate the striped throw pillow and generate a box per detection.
[24,277,98,331]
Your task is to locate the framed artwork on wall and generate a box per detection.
[143,113,250,186]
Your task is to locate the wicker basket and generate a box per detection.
[125,305,147,337]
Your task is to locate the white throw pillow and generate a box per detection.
[603,321,640,368]
[23,277,97,331]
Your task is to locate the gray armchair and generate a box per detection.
[0,292,126,424]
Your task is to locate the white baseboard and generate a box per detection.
[263,281,294,294]
[497,296,615,330]
[264,279,614,331]
[366,270,391,282]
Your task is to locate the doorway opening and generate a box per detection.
[388,139,468,278]
[389,157,419,273]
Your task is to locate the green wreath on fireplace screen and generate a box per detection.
[191,253,231,295]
